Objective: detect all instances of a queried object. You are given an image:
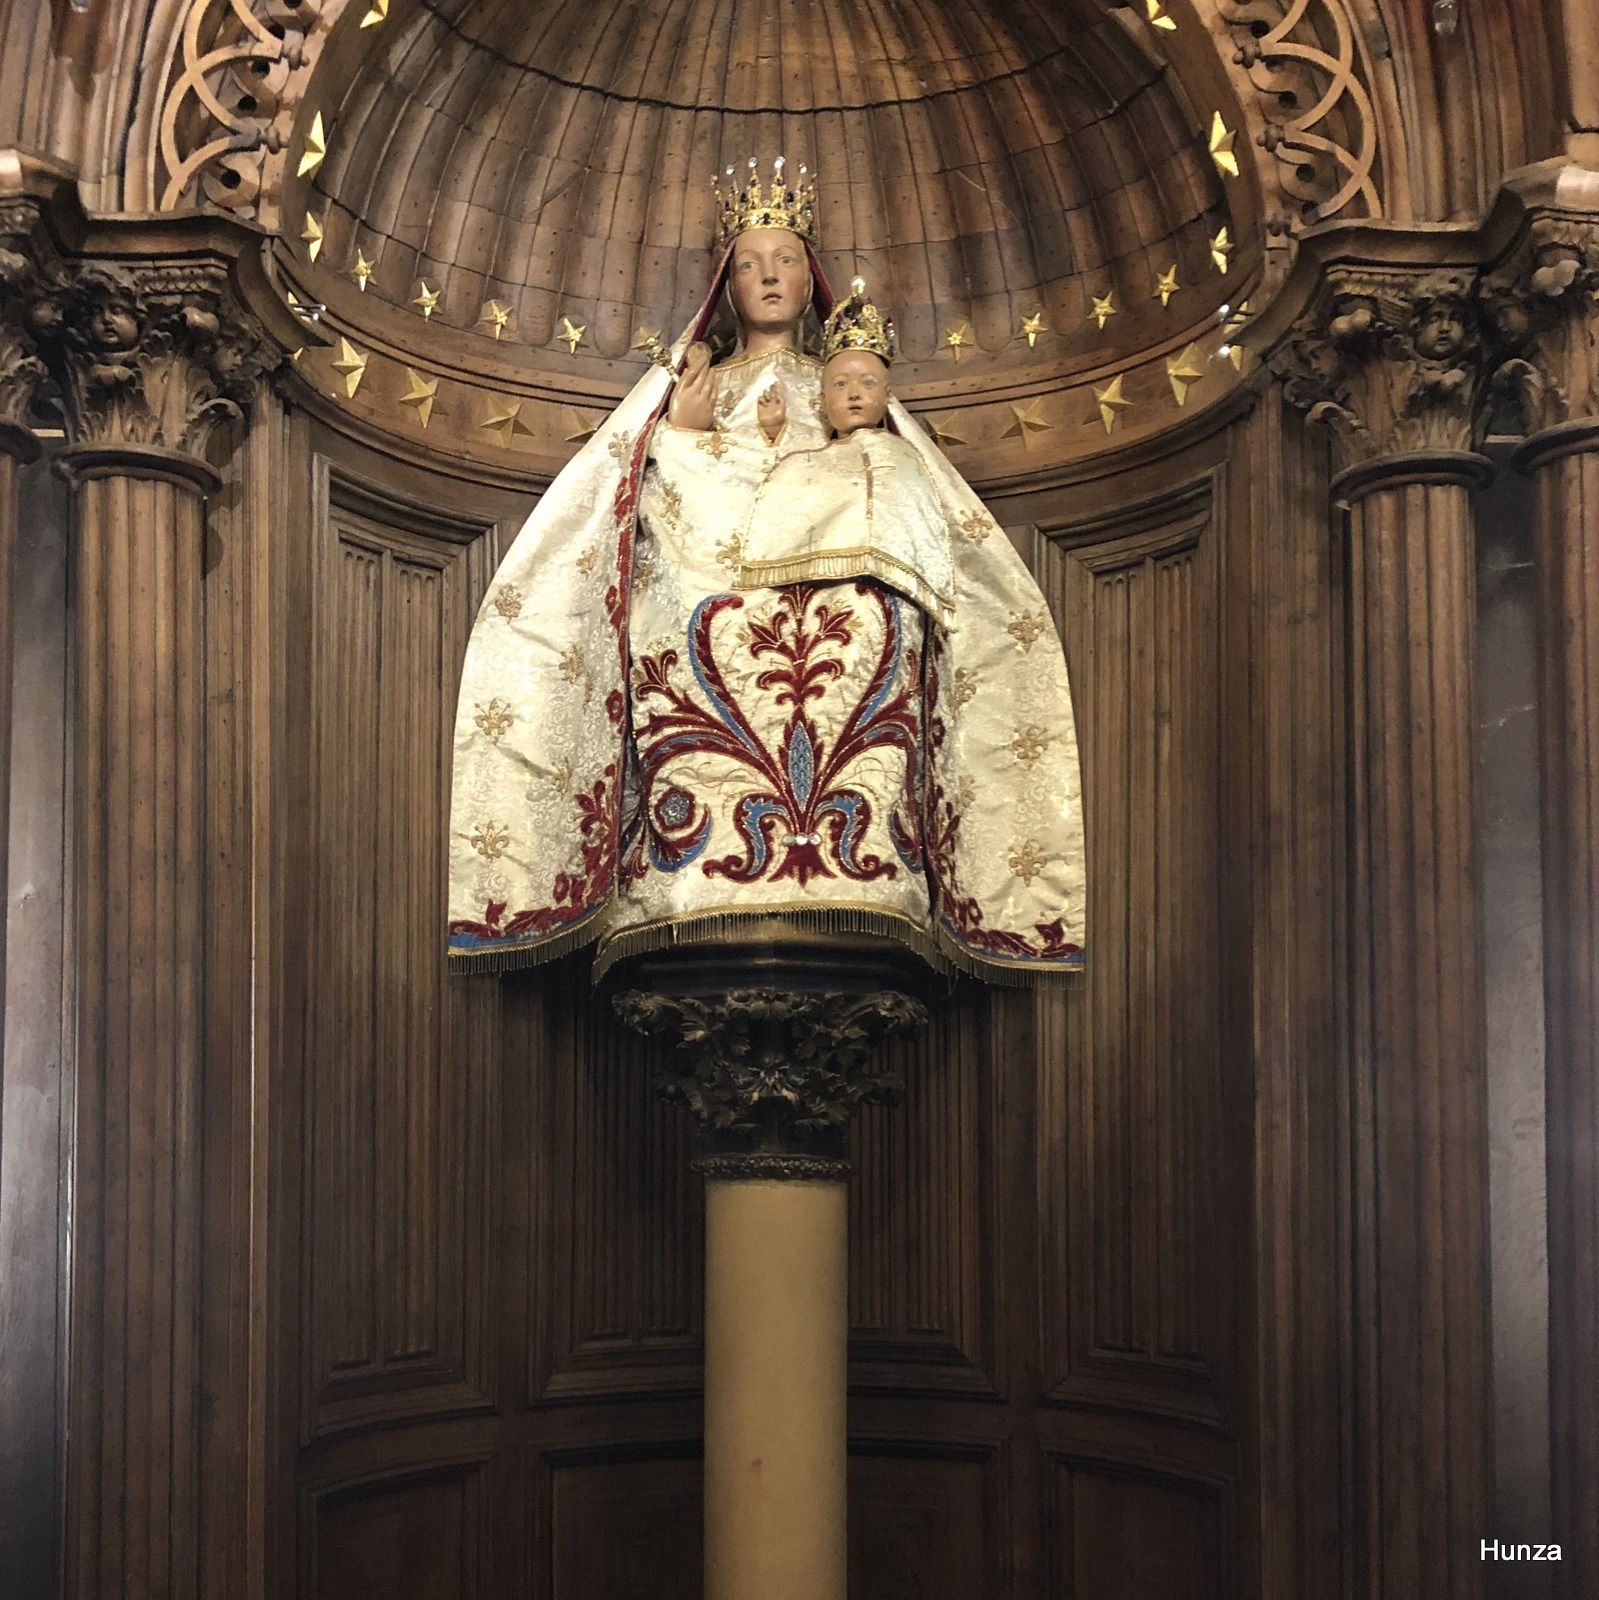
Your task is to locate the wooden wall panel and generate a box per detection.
[300,464,502,1440]
[309,1461,488,1600]
[1026,480,1231,1430]
[544,1447,702,1600]
[849,985,999,1396]
[1047,1457,1230,1600]
[848,1446,1001,1599]
[521,966,704,1403]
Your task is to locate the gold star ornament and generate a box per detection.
[297,111,327,179]
[1019,311,1046,348]
[301,207,325,263]
[361,0,389,25]
[1094,373,1133,434]
[330,337,367,399]
[1090,291,1117,331]
[558,316,587,355]
[1210,226,1234,274]
[1004,398,1053,449]
[412,282,440,319]
[1166,344,1205,406]
[566,409,602,444]
[399,369,446,429]
[1145,1,1177,29]
[351,249,375,293]
[480,300,513,340]
[944,324,971,360]
[928,412,969,449]
[1209,112,1239,178]
[1154,264,1180,308]
[480,398,533,448]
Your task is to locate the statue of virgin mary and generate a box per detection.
[446,159,1085,983]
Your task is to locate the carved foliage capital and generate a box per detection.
[25,258,278,460]
[1481,213,1599,436]
[613,986,929,1174]
[1276,265,1487,467]
[0,197,53,438]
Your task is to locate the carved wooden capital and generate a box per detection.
[25,257,278,463]
[1275,264,1489,472]
[613,986,929,1178]
[0,195,51,444]
[1482,212,1599,442]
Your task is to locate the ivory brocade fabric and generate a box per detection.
[446,339,1086,983]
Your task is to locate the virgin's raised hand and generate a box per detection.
[667,342,716,431]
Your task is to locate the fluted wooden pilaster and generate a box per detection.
[1520,419,1599,1592]
[1341,462,1493,1600]
[62,452,213,1600]
[1275,257,1496,1600]
[1490,193,1599,1590]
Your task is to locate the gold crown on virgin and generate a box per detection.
[714,155,817,246]
[821,276,897,365]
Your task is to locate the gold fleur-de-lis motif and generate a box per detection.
[1008,839,1051,884]
[471,822,510,861]
[549,757,573,796]
[952,667,979,709]
[1007,609,1048,652]
[715,532,745,572]
[558,644,586,684]
[492,584,524,620]
[1011,725,1050,766]
[957,510,991,545]
[474,698,514,744]
[607,430,636,467]
[696,427,730,459]
[575,545,601,576]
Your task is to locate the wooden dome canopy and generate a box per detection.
[300,0,1248,384]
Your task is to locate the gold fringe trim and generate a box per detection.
[592,902,953,985]
[446,900,612,976]
[931,920,1084,987]
[734,549,955,630]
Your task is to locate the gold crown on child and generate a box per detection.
[822,277,897,365]
[714,155,816,246]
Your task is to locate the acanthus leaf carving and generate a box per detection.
[1481,213,1599,437]
[26,259,280,460]
[1275,266,1488,467]
[0,198,54,439]
[612,986,928,1177]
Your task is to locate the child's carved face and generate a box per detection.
[823,349,891,434]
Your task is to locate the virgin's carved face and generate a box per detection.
[727,227,810,337]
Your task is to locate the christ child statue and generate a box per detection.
[736,277,955,631]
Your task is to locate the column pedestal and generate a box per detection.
[612,925,931,1600]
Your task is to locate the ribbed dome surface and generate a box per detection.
[309,0,1234,370]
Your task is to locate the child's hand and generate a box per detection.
[668,343,716,431]
[758,383,787,442]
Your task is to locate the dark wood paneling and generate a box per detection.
[848,1444,1001,1600]
[310,1461,487,1600]
[1048,1457,1230,1600]
[300,462,502,1440]
[0,449,69,1598]
[519,966,705,1404]
[543,1447,702,1600]
[1026,482,1231,1431]
[849,985,1000,1396]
